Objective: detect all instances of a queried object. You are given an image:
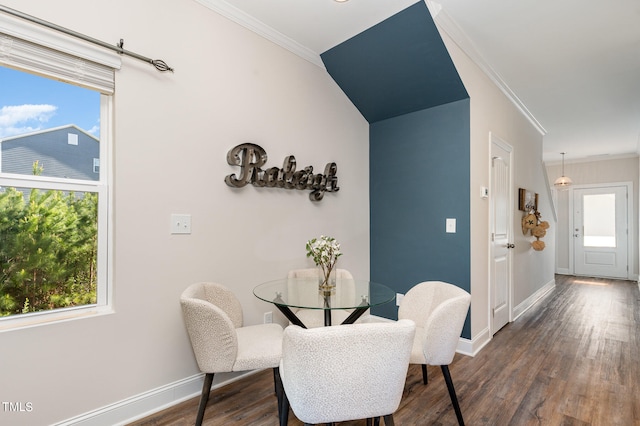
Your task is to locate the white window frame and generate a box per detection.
[0,13,120,330]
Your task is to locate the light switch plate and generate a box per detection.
[171,214,191,234]
[446,218,456,233]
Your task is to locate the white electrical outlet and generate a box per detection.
[396,293,404,307]
[264,311,273,324]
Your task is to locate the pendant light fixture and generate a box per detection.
[554,152,573,189]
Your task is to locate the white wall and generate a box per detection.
[436,23,556,346]
[0,0,369,424]
[546,156,639,277]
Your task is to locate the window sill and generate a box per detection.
[0,305,114,332]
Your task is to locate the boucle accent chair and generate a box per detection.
[180,282,284,426]
[280,319,415,426]
[287,268,366,327]
[398,281,471,426]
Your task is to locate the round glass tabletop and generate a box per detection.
[253,277,395,310]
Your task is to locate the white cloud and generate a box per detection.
[0,104,57,138]
[87,118,100,135]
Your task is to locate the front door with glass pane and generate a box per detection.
[573,186,628,278]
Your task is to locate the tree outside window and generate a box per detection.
[0,65,106,317]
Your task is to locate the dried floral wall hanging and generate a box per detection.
[522,210,549,251]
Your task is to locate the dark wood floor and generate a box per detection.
[129,275,640,425]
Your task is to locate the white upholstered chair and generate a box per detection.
[280,320,415,425]
[180,282,284,426]
[287,268,367,327]
[398,281,471,426]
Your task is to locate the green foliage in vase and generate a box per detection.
[305,235,342,284]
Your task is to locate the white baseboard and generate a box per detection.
[556,270,638,282]
[457,326,490,357]
[457,280,556,358]
[53,370,259,426]
[512,278,556,321]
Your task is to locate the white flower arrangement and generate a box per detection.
[305,235,342,286]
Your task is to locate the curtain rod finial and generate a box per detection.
[152,59,174,73]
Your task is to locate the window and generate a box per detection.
[68,133,79,146]
[583,193,617,248]
[0,14,120,324]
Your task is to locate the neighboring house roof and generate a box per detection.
[0,124,99,181]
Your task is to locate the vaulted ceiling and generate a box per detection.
[321,2,467,123]
[197,0,640,163]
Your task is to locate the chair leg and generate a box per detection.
[280,385,290,426]
[273,367,278,395]
[196,373,214,426]
[421,364,428,385]
[441,365,465,426]
[273,367,285,423]
[383,414,395,426]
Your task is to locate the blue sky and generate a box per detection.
[0,65,100,139]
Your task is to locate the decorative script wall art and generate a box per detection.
[224,143,339,201]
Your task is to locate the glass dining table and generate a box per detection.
[253,277,396,328]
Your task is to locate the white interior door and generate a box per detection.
[490,137,513,334]
[573,185,628,278]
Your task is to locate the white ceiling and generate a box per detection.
[201,0,640,163]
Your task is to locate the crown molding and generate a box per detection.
[196,0,548,136]
[194,0,325,69]
[544,152,639,166]
[424,1,546,136]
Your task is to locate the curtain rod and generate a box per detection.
[0,4,174,72]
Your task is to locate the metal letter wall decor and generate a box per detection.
[224,143,339,201]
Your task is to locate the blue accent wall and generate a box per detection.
[320,1,472,338]
[370,99,471,337]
